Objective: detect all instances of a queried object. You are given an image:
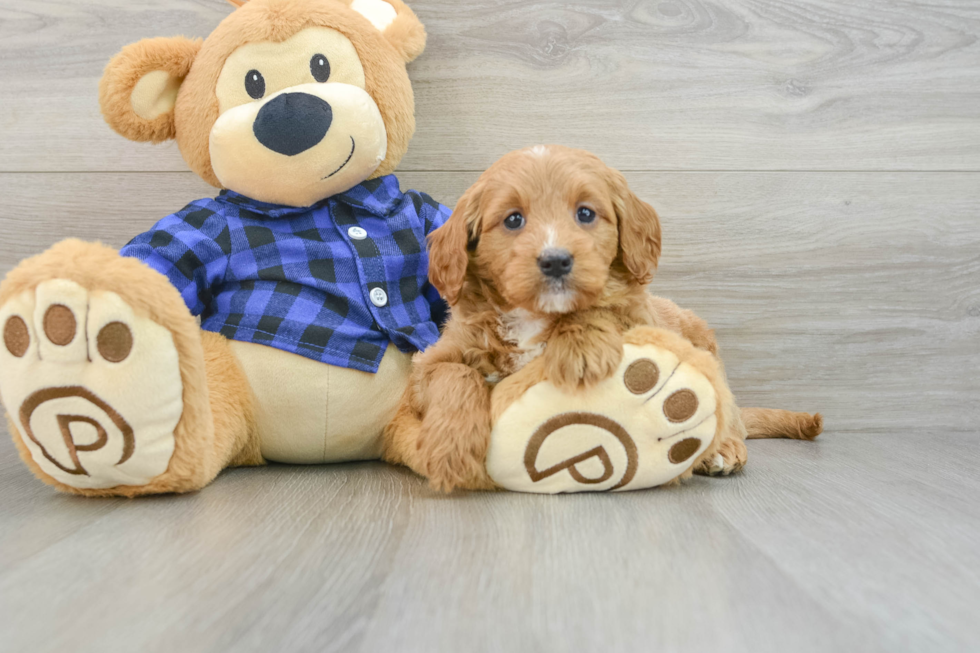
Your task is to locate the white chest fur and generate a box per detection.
[497,308,548,373]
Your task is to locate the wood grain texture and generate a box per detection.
[1,432,978,653]
[1,0,980,172]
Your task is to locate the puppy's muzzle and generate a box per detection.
[538,249,574,279]
[253,92,333,156]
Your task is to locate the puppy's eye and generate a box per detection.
[245,70,265,99]
[503,212,526,231]
[576,206,597,226]
[310,54,330,83]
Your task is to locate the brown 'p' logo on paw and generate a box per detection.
[524,412,639,490]
[4,316,29,357]
[18,386,134,476]
[624,358,659,394]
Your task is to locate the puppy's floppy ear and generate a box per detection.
[349,0,427,62]
[99,36,201,143]
[428,183,483,305]
[611,170,662,285]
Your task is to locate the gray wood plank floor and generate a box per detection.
[0,1,978,652]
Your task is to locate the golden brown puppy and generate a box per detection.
[383,145,821,491]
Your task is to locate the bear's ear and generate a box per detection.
[349,0,427,63]
[99,36,202,143]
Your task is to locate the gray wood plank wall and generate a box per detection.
[0,1,978,652]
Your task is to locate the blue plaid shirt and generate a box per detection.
[120,175,450,373]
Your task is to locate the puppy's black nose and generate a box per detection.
[253,93,332,156]
[538,250,574,279]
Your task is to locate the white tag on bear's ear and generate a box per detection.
[350,0,398,31]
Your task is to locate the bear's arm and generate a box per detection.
[119,200,231,316]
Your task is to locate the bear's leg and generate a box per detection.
[0,240,259,497]
[486,327,741,493]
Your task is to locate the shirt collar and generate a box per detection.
[217,175,403,218]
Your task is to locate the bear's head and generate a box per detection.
[99,0,426,207]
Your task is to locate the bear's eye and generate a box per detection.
[310,54,330,83]
[245,70,265,99]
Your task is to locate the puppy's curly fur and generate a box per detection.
[383,146,821,491]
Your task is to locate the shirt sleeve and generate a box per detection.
[119,200,231,316]
[416,191,453,237]
[405,191,453,329]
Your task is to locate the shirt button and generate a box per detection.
[369,287,388,307]
[348,226,367,240]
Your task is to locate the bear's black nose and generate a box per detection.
[253,93,332,156]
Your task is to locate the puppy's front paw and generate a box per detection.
[544,335,623,392]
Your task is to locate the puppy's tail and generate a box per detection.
[741,407,823,441]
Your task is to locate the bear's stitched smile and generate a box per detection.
[323,136,356,179]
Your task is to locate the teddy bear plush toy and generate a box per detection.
[0,0,807,497]
[1,0,449,496]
